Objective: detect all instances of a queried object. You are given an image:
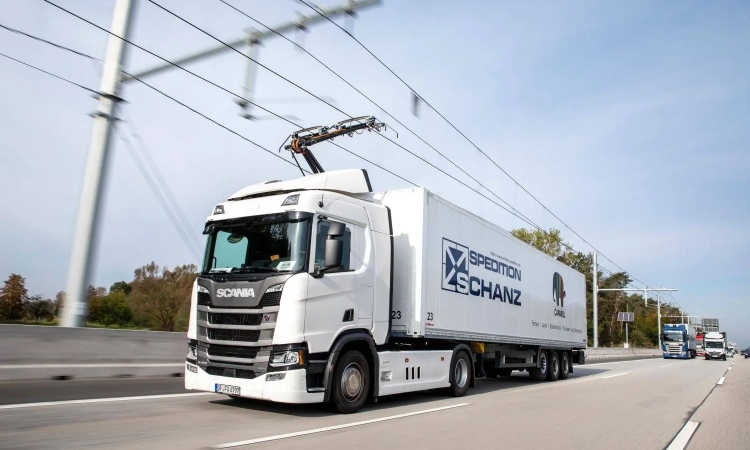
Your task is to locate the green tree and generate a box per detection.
[88,291,133,326]
[110,281,132,295]
[512,228,566,259]
[25,295,55,322]
[53,291,65,317]
[129,262,197,331]
[0,273,28,321]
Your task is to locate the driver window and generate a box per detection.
[314,221,351,272]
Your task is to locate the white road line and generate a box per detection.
[666,421,700,450]
[0,363,183,369]
[212,403,471,448]
[0,392,213,411]
[728,366,732,370]
[717,377,726,385]
[583,359,658,367]
[661,364,672,367]
[601,372,629,379]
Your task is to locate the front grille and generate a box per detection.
[198,291,211,306]
[205,366,225,376]
[257,291,281,308]
[208,312,262,326]
[208,329,260,342]
[236,369,256,379]
[207,344,259,359]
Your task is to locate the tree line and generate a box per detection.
[512,228,686,348]
[1,227,686,343]
[0,262,197,332]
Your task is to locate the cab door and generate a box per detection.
[304,196,374,353]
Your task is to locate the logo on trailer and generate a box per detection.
[441,237,522,305]
[552,272,565,317]
[442,238,469,294]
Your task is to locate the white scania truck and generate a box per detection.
[185,118,587,413]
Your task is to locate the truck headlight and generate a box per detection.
[188,343,197,361]
[198,285,209,294]
[265,283,284,293]
[269,350,304,367]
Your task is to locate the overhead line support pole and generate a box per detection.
[61,0,137,328]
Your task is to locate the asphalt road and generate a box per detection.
[0,357,740,450]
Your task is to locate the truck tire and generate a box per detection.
[559,351,571,380]
[529,351,549,381]
[448,350,472,397]
[331,350,370,414]
[547,351,560,381]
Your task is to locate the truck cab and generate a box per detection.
[703,332,727,360]
[185,169,393,408]
[662,324,696,359]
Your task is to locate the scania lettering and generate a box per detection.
[216,288,255,298]
[184,117,587,413]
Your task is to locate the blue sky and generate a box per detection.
[0,1,748,345]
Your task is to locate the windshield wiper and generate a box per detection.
[231,267,278,274]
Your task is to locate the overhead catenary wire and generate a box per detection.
[0,50,100,95]
[297,0,656,289]
[216,0,542,230]
[0,48,203,260]
[117,126,203,261]
[31,2,655,288]
[121,110,204,251]
[33,1,542,230]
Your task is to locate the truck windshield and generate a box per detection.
[705,341,723,349]
[663,332,684,342]
[202,217,310,274]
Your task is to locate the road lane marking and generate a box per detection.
[212,402,471,448]
[661,364,672,367]
[601,372,629,379]
[717,377,726,385]
[583,359,658,367]
[728,366,732,370]
[666,421,700,450]
[0,392,213,410]
[0,363,183,369]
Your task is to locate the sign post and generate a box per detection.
[617,311,635,348]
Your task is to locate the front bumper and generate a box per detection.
[185,362,324,404]
[662,352,688,359]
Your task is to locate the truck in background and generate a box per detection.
[703,331,727,360]
[695,331,704,357]
[183,117,588,413]
[662,323,697,359]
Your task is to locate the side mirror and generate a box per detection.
[327,221,345,238]
[324,238,344,269]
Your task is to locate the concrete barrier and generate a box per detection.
[0,324,185,381]
[0,324,661,381]
[584,347,661,361]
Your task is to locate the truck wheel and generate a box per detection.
[448,351,472,397]
[559,352,570,380]
[529,351,549,381]
[331,350,370,414]
[547,351,560,381]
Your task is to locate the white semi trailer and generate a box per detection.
[185,118,587,413]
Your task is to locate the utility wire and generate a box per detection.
[297,0,655,289]
[0,48,203,260]
[0,23,103,62]
[121,110,204,250]
[142,0,542,229]
[216,0,542,230]
[117,126,203,261]
[35,1,540,229]
[0,50,99,95]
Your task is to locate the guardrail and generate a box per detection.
[0,324,660,381]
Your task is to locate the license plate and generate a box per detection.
[215,384,240,395]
